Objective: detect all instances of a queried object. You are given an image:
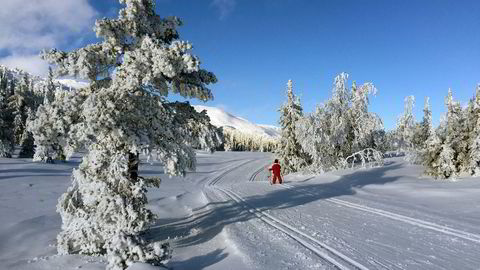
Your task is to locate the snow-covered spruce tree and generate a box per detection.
[423,86,480,178]
[18,107,35,158]
[467,85,480,175]
[38,1,219,269]
[0,103,13,157]
[28,68,63,162]
[423,123,442,177]
[0,72,13,157]
[295,73,383,173]
[395,95,416,154]
[30,82,90,163]
[419,97,433,143]
[407,97,433,164]
[424,89,463,178]
[8,74,30,144]
[44,67,56,105]
[445,89,469,176]
[278,80,310,173]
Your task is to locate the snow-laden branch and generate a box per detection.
[343,148,384,170]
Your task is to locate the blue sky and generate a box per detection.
[1,0,480,130]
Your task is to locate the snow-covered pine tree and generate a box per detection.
[396,95,415,154]
[408,97,433,164]
[445,89,469,175]
[425,89,461,178]
[29,88,80,163]
[295,73,383,172]
[0,95,13,157]
[18,107,35,158]
[278,79,310,173]
[423,123,442,177]
[0,72,14,157]
[349,80,382,150]
[420,97,432,141]
[467,85,480,175]
[8,74,30,144]
[44,67,56,105]
[0,68,8,93]
[29,68,60,162]
[8,77,15,97]
[8,73,41,145]
[37,1,219,269]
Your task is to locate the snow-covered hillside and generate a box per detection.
[193,105,280,138]
[0,65,88,91]
[54,79,89,89]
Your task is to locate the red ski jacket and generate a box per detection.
[270,163,281,176]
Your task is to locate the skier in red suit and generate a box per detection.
[268,159,283,184]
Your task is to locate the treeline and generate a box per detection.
[394,87,480,179]
[0,66,56,158]
[219,126,279,152]
[277,73,480,179]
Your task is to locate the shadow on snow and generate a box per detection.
[146,161,404,267]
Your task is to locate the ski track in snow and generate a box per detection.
[203,159,370,269]
[207,159,259,186]
[248,166,266,182]
[279,183,480,245]
[201,159,480,269]
[214,186,370,270]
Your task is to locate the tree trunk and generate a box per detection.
[128,152,139,181]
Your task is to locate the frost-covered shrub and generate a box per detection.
[35,1,220,269]
[343,148,384,169]
[106,232,172,270]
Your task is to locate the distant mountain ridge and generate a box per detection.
[193,105,280,139]
[0,65,88,91]
[1,65,278,139]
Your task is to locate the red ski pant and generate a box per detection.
[272,174,283,184]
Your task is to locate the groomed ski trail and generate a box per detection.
[202,157,369,270]
[278,183,480,244]
[214,186,370,270]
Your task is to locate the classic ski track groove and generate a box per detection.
[207,159,257,186]
[214,186,370,270]
[249,165,266,182]
[205,160,368,269]
[281,183,480,244]
[163,159,262,236]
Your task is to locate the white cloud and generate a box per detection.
[211,0,236,20]
[0,0,97,75]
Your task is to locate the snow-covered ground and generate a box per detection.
[1,153,480,269]
[193,105,280,138]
